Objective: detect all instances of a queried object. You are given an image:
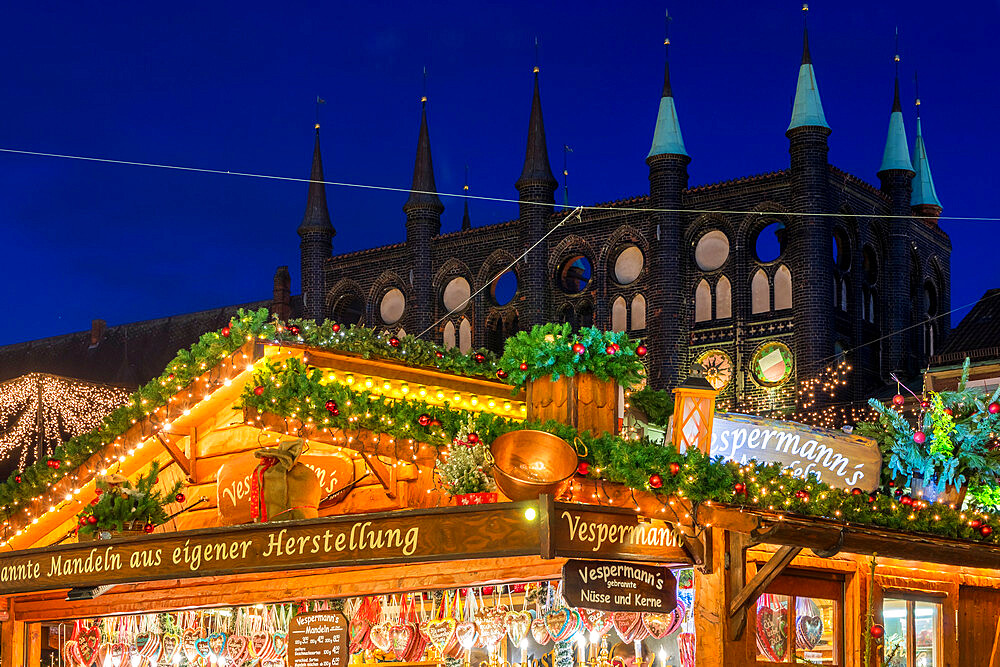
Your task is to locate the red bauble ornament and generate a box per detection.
[13,475,21,483]
[577,462,590,476]
[95,487,103,495]
[325,400,338,413]
[429,418,443,427]
[253,386,265,396]
[920,400,930,410]
[612,343,620,352]
[435,351,445,359]
[636,345,648,357]
[971,519,982,528]
[944,408,953,416]
[900,495,913,506]
[668,462,681,476]
[982,525,994,537]
[734,482,746,494]
[87,515,98,525]
[868,495,876,504]
[496,369,508,380]
[144,523,155,534]
[605,345,617,355]
[332,323,341,333]
[473,353,486,363]
[50,459,60,469]
[467,433,480,445]
[852,488,862,496]
[175,493,186,503]
[90,498,99,506]
[572,343,586,355]
[869,624,884,639]
[648,474,663,489]
[167,373,175,380]
[418,413,431,426]
[221,326,231,338]
[989,402,1000,415]
[287,324,300,335]
[892,394,905,406]
[79,517,88,526]
[519,362,529,371]
[389,337,400,348]
[913,431,926,444]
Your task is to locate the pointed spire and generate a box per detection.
[879,34,914,173]
[648,11,688,158]
[516,66,558,190]
[298,124,334,236]
[911,79,942,209]
[461,166,471,230]
[787,5,830,131]
[403,96,444,214]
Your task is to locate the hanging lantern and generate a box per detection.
[671,364,718,454]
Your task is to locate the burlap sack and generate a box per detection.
[252,439,320,522]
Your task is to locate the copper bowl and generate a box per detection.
[490,430,578,501]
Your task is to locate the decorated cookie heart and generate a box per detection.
[476,607,508,648]
[272,632,287,660]
[505,610,532,645]
[425,618,457,654]
[226,635,250,665]
[63,640,81,667]
[77,625,101,667]
[642,613,672,639]
[612,612,643,642]
[578,608,612,636]
[664,601,685,637]
[529,617,551,645]
[251,632,275,660]
[796,615,824,650]
[454,620,478,649]
[161,633,181,664]
[368,621,393,652]
[194,637,212,659]
[756,607,787,662]
[208,633,227,658]
[183,629,202,662]
[545,607,580,643]
[390,623,416,656]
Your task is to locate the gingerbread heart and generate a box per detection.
[454,620,478,649]
[756,607,787,662]
[664,601,685,637]
[226,635,250,664]
[390,623,416,656]
[425,618,457,653]
[796,615,823,650]
[505,610,532,645]
[578,608,612,636]
[612,612,643,642]
[183,629,201,662]
[272,632,287,659]
[530,616,551,645]
[642,613,672,639]
[368,621,393,652]
[63,640,81,667]
[348,618,370,653]
[251,632,275,660]
[195,637,212,659]
[545,608,580,643]
[161,633,181,664]
[476,607,508,648]
[77,625,101,667]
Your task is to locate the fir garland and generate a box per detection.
[497,323,645,387]
[76,461,183,535]
[438,417,496,496]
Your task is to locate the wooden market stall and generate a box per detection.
[1,315,1000,667]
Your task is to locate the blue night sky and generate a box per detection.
[0,1,994,345]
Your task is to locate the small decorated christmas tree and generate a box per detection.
[439,417,496,502]
[77,461,184,537]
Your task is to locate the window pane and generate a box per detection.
[914,601,941,667]
[756,594,789,662]
[795,597,837,664]
[883,599,909,667]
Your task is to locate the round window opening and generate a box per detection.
[749,341,794,387]
[754,222,785,263]
[557,256,592,293]
[332,294,364,325]
[442,277,471,312]
[379,288,405,325]
[695,230,730,271]
[695,349,734,392]
[862,246,878,284]
[833,228,851,271]
[613,245,644,285]
[491,271,517,306]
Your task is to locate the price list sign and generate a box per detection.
[287,611,349,667]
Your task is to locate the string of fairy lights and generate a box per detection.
[0,374,129,470]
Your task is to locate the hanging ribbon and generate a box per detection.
[249,457,278,522]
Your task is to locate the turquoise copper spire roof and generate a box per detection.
[879,77,913,172]
[911,109,942,208]
[787,16,829,131]
[648,19,687,158]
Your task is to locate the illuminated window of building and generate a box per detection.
[630,294,646,330]
[883,596,943,667]
[611,297,627,332]
[774,265,792,310]
[458,317,472,354]
[716,276,732,319]
[751,269,770,314]
[695,280,712,322]
[443,321,456,349]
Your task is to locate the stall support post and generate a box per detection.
[694,527,744,666]
[0,602,25,667]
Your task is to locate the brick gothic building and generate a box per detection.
[282,25,951,412]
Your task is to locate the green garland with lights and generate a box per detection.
[497,323,646,387]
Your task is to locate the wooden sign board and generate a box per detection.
[549,503,691,565]
[287,611,348,667]
[0,502,540,595]
[708,413,882,491]
[562,559,676,613]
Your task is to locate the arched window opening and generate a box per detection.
[695,280,712,322]
[332,294,364,325]
[611,297,627,332]
[751,270,770,314]
[459,317,472,354]
[868,290,876,323]
[630,295,646,330]
[486,317,505,355]
[716,276,732,319]
[443,321,456,349]
[774,265,792,310]
[578,302,594,329]
[840,279,848,312]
